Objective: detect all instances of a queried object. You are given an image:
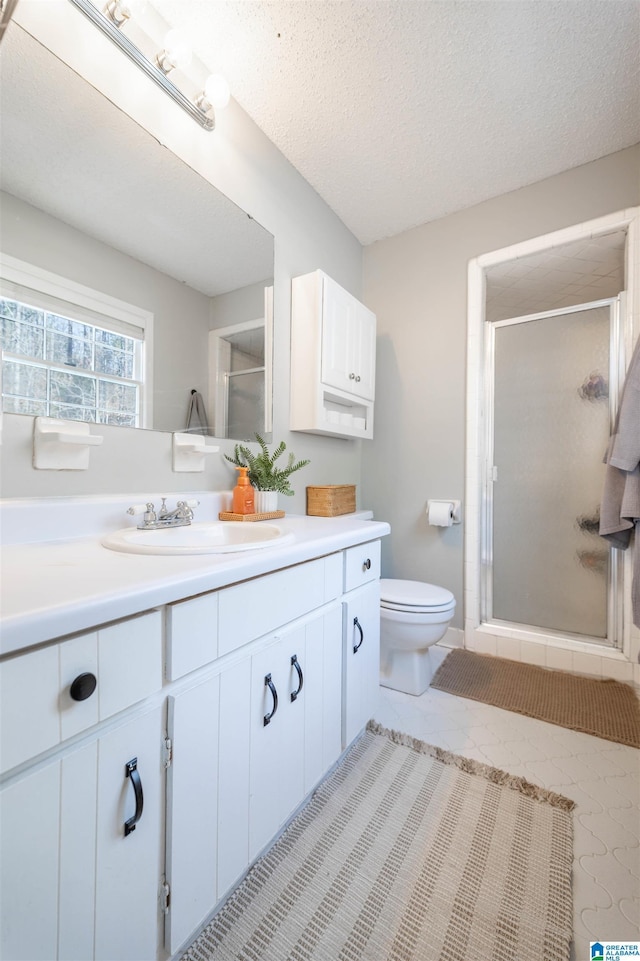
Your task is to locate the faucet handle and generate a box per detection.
[176,499,198,519]
[127,502,156,524]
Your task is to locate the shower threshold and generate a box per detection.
[478,618,618,653]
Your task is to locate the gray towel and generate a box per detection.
[600,335,640,628]
[186,389,209,435]
[608,335,640,472]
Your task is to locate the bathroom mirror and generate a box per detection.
[0,23,274,439]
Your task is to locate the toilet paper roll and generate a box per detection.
[427,501,454,527]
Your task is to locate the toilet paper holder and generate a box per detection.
[426,500,462,525]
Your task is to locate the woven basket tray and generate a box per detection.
[218,510,285,522]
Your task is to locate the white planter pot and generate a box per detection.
[254,490,279,513]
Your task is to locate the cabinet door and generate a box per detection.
[165,677,219,954]
[343,581,381,747]
[321,277,359,395]
[94,707,163,961]
[351,301,376,401]
[218,658,251,899]
[0,762,60,961]
[249,608,343,862]
[249,636,305,861]
[1,743,102,961]
[302,617,325,793]
[321,278,376,401]
[304,604,343,792]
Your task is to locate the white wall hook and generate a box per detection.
[172,432,220,472]
[33,417,104,470]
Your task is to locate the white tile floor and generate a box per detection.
[372,645,640,961]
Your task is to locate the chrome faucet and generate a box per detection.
[127,498,199,530]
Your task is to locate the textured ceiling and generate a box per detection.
[151,0,640,245]
[485,231,626,322]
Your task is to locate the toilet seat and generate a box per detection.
[380,578,455,614]
[381,599,455,614]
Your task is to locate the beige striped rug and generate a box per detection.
[182,723,574,961]
[431,648,640,748]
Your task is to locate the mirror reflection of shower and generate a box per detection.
[209,285,273,441]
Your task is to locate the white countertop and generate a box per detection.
[0,495,389,655]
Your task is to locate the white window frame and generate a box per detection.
[0,253,154,427]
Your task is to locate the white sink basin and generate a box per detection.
[102,522,294,555]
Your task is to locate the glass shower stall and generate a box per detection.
[481,297,624,647]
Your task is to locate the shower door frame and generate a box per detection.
[465,207,639,669]
[481,297,624,648]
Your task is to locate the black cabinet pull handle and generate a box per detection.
[353,616,364,654]
[263,673,278,726]
[362,558,371,571]
[290,654,304,701]
[124,758,143,837]
[70,672,97,702]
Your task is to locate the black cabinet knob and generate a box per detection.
[362,558,371,571]
[70,672,97,702]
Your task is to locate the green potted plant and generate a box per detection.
[225,433,310,512]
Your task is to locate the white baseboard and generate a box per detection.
[438,627,464,649]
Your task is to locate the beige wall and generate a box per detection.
[210,282,270,332]
[362,145,640,628]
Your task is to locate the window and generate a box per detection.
[0,256,152,427]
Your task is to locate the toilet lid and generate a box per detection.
[380,578,455,610]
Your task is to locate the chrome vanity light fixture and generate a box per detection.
[67,0,230,130]
[0,0,19,44]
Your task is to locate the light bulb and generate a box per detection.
[162,28,192,71]
[105,0,131,26]
[204,74,230,110]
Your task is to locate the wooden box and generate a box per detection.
[306,485,356,517]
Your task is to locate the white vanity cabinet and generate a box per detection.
[163,555,344,954]
[0,612,164,961]
[0,533,384,961]
[290,269,376,439]
[248,603,343,862]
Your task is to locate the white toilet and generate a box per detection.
[379,578,456,696]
